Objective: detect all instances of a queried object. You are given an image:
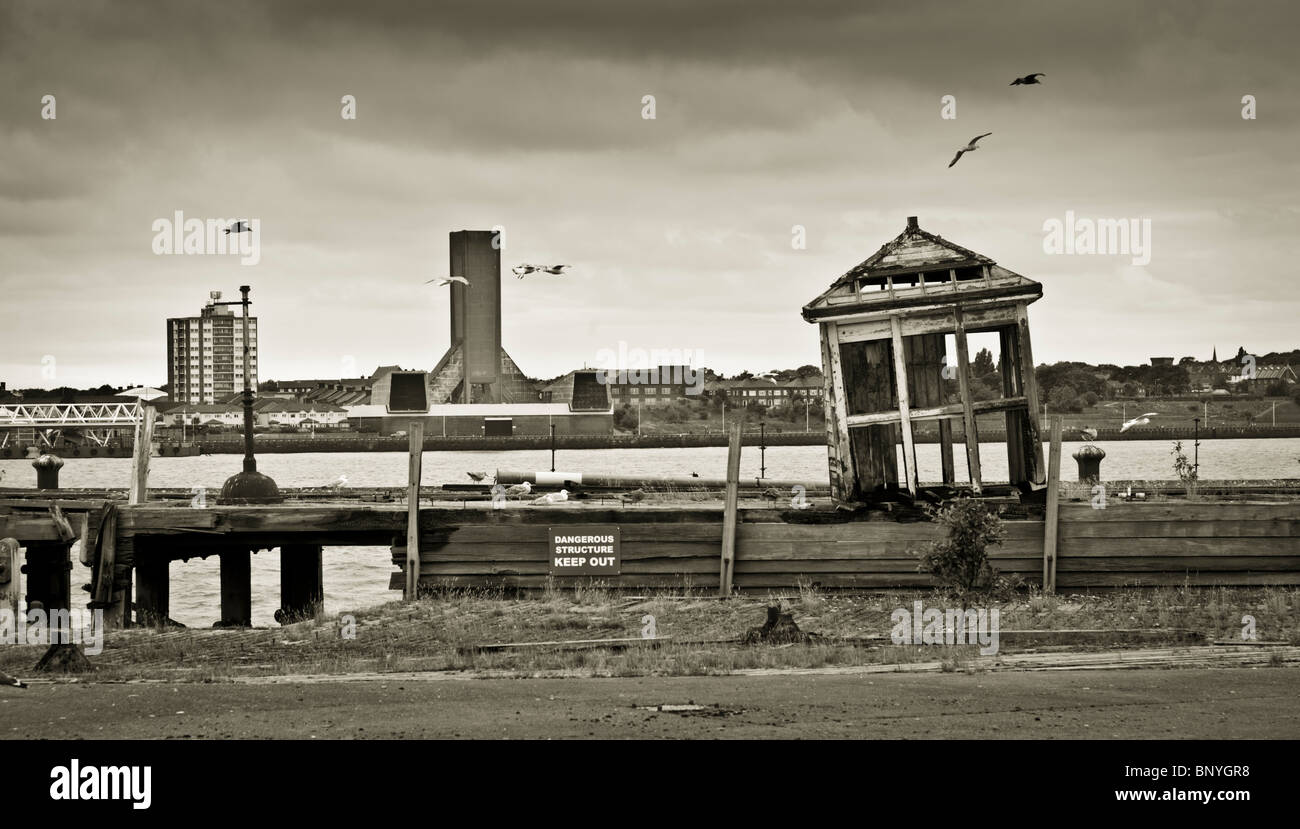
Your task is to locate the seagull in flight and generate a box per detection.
[512,264,542,278]
[224,221,252,235]
[1010,73,1046,85]
[1120,413,1158,433]
[539,265,571,275]
[949,133,993,168]
[0,669,27,689]
[426,276,470,287]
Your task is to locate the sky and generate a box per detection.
[2,0,1297,389]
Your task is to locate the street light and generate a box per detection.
[217,285,282,505]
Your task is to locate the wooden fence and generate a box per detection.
[391,500,1300,592]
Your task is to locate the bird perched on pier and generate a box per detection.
[426,276,469,287]
[690,472,699,478]
[1010,73,1045,85]
[466,471,488,482]
[0,670,27,689]
[621,488,648,503]
[325,474,348,489]
[1120,413,1158,433]
[539,265,571,275]
[948,133,993,168]
[1078,427,1099,442]
[531,489,568,505]
[224,220,252,235]
[760,486,784,500]
[512,264,541,278]
[504,481,532,497]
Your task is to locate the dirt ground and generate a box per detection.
[3,666,1297,739]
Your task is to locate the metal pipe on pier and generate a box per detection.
[494,469,830,492]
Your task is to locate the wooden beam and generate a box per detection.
[1043,416,1063,593]
[845,396,1028,428]
[1016,302,1047,486]
[92,506,118,606]
[280,544,323,622]
[0,537,19,620]
[1000,326,1026,485]
[128,404,156,505]
[824,323,856,501]
[818,326,847,501]
[135,552,169,627]
[889,316,918,495]
[953,306,982,494]
[219,549,251,627]
[719,417,743,597]
[404,421,425,600]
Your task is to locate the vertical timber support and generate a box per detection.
[219,549,252,627]
[279,544,324,623]
[719,416,743,597]
[1016,302,1046,486]
[953,306,983,494]
[404,422,424,601]
[1000,326,1027,486]
[0,537,20,620]
[823,323,856,502]
[1043,416,1063,593]
[134,547,169,627]
[890,316,918,495]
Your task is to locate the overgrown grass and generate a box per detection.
[1,586,1295,682]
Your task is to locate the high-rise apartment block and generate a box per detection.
[167,290,258,404]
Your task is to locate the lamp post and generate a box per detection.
[218,285,281,505]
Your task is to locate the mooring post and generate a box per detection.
[32,453,63,490]
[404,422,424,600]
[278,544,323,623]
[219,549,252,627]
[719,416,743,597]
[1042,415,1063,594]
[128,404,155,504]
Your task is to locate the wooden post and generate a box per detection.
[822,323,856,501]
[404,422,424,600]
[890,316,918,495]
[719,416,743,597]
[1042,416,1063,594]
[128,404,155,505]
[220,549,252,627]
[279,544,323,622]
[0,537,20,620]
[1016,303,1047,486]
[91,505,126,628]
[953,307,982,493]
[135,549,169,627]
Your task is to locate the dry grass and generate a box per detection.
[1,585,1296,682]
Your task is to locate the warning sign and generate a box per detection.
[548,525,621,575]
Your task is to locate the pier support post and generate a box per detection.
[278,544,323,623]
[134,550,169,627]
[219,549,252,627]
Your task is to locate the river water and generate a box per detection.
[3,439,1298,627]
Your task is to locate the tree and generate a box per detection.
[1047,384,1081,412]
[971,348,997,379]
[915,498,1007,595]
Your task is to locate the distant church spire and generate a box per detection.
[1212,345,1218,363]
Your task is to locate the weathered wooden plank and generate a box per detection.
[952,306,982,493]
[844,396,1027,428]
[1058,504,1300,522]
[1044,416,1063,593]
[1056,572,1300,587]
[0,516,63,542]
[1058,537,1300,556]
[1061,519,1295,538]
[890,316,918,495]
[1015,303,1046,485]
[1056,556,1300,572]
[0,537,19,619]
[405,422,424,600]
[720,417,743,596]
[824,322,857,501]
[129,404,156,505]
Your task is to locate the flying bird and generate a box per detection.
[224,221,252,235]
[512,264,541,278]
[0,670,27,689]
[530,489,569,505]
[948,133,993,168]
[426,276,470,287]
[466,471,488,482]
[1120,413,1158,433]
[539,265,571,275]
[1010,73,1045,85]
[504,481,532,497]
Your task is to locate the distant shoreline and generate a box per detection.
[4,425,1299,459]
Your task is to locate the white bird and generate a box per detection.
[224,220,252,235]
[0,669,27,689]
[426,276,470,287]
[1079,427,1098,441]
[505,481,532,497]
[466,471,488,482]
[539,265,571,275]
[512,264,541,278]
[1120,413,1158,433]
[531,488,569,505]
[326,474,348,489]
[948,132,993,168]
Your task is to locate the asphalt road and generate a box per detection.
[3,666,1298,739]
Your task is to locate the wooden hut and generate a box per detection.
[802,216,1046,502]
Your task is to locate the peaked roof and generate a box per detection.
[803,217,1041,321]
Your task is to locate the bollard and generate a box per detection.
[33,453,64,490]
[1072,444,1105,485]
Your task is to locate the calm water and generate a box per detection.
[4,439,1298,627]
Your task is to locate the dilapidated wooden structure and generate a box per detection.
[803,216,1047,501]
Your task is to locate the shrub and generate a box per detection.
[914,498,1006,595]
[1082,391,1099,406]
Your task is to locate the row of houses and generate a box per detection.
[156,398,350,430]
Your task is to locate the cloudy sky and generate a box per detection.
[2,0,1296,389]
